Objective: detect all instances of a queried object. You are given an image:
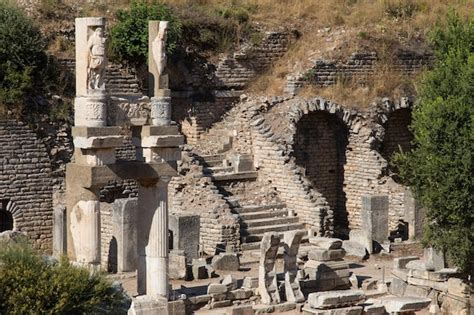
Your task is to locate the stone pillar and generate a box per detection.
[148,21,171,126]
[137,177,171,298]
[112,198,138,272]
[66,183,101,267]
[74,17,107,127]
[283,230,305,303]
[404,189,424,240]
[52,204,66,259]
[361,195,389,244]
[258,232,281,305]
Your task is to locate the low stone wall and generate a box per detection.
[0,120,53,252]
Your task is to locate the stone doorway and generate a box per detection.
[0,200,13,232]
[292,111,349,233]
[380,108,414,182]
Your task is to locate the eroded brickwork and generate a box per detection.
[0,120,53,252]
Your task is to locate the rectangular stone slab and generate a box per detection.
[72,126,122,137]
[308,237,343,249]
[308,248,346,261]
[378,296,431,313]
[308,290,365,309]
[302,305,363,315]
[66,161,177,187]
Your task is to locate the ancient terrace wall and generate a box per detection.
[172,30,293,144]
[285,50,433,94]
[245,97,415,236]
[0,120,53,251]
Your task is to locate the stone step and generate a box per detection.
[242,222,305,236]
[234,203,286,213]
[209,171,258,181]
[203,166,234,174]
[238,209,289,220]
[241,230,309,251]
[240,216,299,228]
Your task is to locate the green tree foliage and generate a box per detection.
[0,2,47,109]
[110,1,182,65]
[393,11,473,274]
[0,240,130,314]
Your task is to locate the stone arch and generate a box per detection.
[291,109,350,233]
[0,200,20,231]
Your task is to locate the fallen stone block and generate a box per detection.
[361,279,378,291]
[222,274,238,291]
[349,230,373,254]
[308,248,346,261]
[274,302,296,312]
[424,247,445,271]
[188,294,212,305]
[393,256,419,269]
[406,275,448,292]
[128,296,168,315]
[389,277,407,296]
[378,296,431,313]
[404,284,430,297]
[302,305,363,315]
[210,299,232,309]
[210,292,227,302]
[253,305,275,314]
[308,290,365,309]
[242,276,258,289]
[391,268,408,282]
[308,237,343,250]
[169,250,187,280]
[342,240,368,259]
[405,259,427,271]
[226,305,254,315]
[168,300,186,315]
[228,288,253,300]
[408,268,458,282]
[447,278,470,297]
[304,260,349,271]
[212,253,240,271]
[362,304,385,315]
[192,258,210,279]
[208,283,228,294]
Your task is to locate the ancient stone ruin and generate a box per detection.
[0,7,471,315]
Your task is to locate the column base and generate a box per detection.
[128,295,168,315]
[150,95,171,126]
[74,93,107,127]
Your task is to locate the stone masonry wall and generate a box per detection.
[0,120,53,252]
[293,112,349,230]
[286,51,433,94]
[169,150,240,254]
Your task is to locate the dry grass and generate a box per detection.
[298,63,419,109]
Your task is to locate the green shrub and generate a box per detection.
[0,2,47,110]
[0,240,130,314]
[393,11,473,274]
[110,1,182,65]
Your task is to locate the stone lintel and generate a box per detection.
[141,135,184,148]
[73,136,123,149]
[72,126,122,138]
[66,161,177,188]
[132,125,180,138]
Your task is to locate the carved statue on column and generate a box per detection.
[152,21,168,76]
[87,26,107,90]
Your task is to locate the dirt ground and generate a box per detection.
[111,241,429,313]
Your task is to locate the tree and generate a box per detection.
[394,11,473,274]
[110,1,182,65]
[0,2,47,110]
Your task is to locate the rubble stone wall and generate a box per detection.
[286,51,433,93]
[169,151,240,254]
[0,120,53,252]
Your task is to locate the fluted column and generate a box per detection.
[137,176,171,298]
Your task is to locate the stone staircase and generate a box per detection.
[198,154,306,251]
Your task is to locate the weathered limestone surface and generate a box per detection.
[378,296,431,313]
[112,198,138,272]
[361,195,389,244]
[283,230,305,303]
[169,213,200,263]
[258,232,281,305]
[308,290,365,309]
[70,199,101,265]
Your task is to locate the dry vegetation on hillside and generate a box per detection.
[21,0,474,106]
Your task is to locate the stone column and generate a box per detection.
[74,17,107,127]
[112,198,138,272]
[53,204,67,259]
[148,21,171,126]
[137,177,171,298]
[361,195,389,244]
